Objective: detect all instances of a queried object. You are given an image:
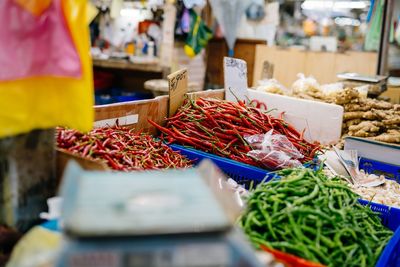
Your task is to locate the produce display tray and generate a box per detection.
[359,157,400,183]
[169,144,275,187]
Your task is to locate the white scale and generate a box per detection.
[56,162,264,267]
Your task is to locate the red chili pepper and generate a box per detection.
[57,126,193,171]
[151,97,320,168]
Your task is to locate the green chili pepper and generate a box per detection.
[239,168,393,267]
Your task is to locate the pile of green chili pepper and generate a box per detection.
[57,126,192,171]
[149,98,320,169]
[239,168,393,267]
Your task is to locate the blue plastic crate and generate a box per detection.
[357,158,400,266]
[169,144,320,188]
[364,202,400,267]
[376,227,400,267]
[169,144,275,188]
[359,157,400,183]
[358,200,400,232]
[358,157,400,231]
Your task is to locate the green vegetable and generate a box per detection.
[239,168,393,267]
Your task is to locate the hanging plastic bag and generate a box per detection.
[181,8,191,34]
[183,0,206,9]
[245,130,303,170]
[245,0,265,22]
[0,0,94,138]
[365,0,383,51]
[184,9,213,58]
[209,0,251,56]
[0,0,82,81]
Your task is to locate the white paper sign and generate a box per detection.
[94,114,139,128]
[224,57,249,102]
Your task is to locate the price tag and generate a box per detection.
[223,57,249,103]
[168,68,188,116]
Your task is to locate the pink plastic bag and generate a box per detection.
[0,0,82,81]
[245,130,303,170]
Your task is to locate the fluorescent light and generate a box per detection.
[302,1,368,10]
[335,1,367,9]
[120,8,138,17]
[334,17,361,26]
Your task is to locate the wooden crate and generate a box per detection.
[56,90,225,176]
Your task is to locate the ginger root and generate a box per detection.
[368,99,393,110]
[362,111,379,120]
[348,121,382,133]
[335,88,359,105]
[383,117,400,125]
[345,119,363,128]
[371,131,400,143]
[343,112,365,121]
[349,129,377,137]
[343,103,370,112]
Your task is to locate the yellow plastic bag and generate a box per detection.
[6,226,61,267]
[0,0,94,138]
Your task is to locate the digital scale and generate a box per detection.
[337,72,388,97]
[56,162,264,267]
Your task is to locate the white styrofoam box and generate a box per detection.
[248,90,343,145]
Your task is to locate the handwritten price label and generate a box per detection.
[168,68,188,116]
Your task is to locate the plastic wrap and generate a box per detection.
[245,130,303,170]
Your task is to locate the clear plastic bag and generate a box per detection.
[245,130,303,170]
[292,73,321,93]
[256,78,289,95]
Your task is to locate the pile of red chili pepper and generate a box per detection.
[149,98,320,169]
[57,126,192,171]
